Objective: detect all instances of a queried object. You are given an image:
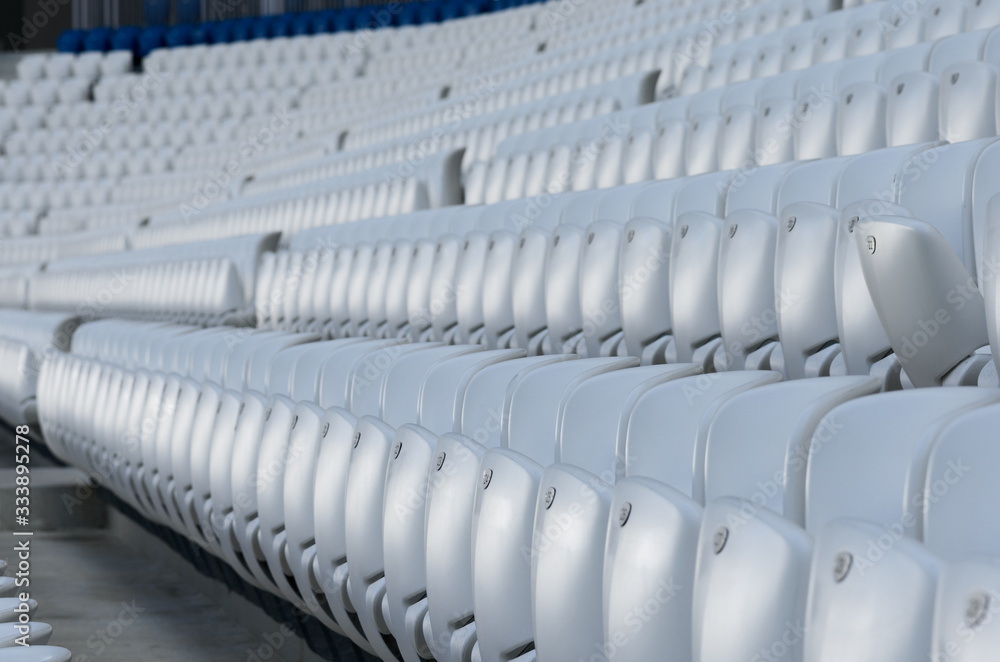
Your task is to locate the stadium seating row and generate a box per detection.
[32,319,1000,662]
[1,0,999,660]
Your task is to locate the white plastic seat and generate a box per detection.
[471,357,636,662]
[343,345,482,659]
[530,364,701,662]
[703,376,881,521]
[421,353,571,661]
[803,519,941,662]
[857,216,990,387]
[0,621,52,647]
[932,559,1000,662]
[921,402,1000,559]
[0,646,72,662]
[805,389,1000,540]
[693,496,813,662]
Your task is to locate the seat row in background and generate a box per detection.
[4,136,1000,396]
[255,138,1000,390]
[58,0,539,58]
[464,24,1000,203]
[3,2,550,232]
[32,317,1000,662]
[2,1,1000,661]
[29,0,1000,263]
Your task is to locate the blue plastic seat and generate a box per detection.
[210,20,235,43]
[83,28,112,53]
[312,11,335,33]
[271,14,294,37]
[56,29,84,53]
[111,26,140,54]
[333,8,359,32]
[188,22,209,44]
[398,3,422,26]
[291,13,314,36]
[137,26,167,56]
[230,18,253,42]
[250,18,271,40]
[165,24,193,48]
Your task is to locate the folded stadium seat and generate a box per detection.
[805,389,1000,542]
[384,349,540,658]
[341,344,502,660]
[532,193,600,355]
[469,357,639,662]
[0,646,72,662]
[692,496,814,662]
[857,216,994,387]
[921,403,1000,658]
[233,384,335,608]
[380,347,523,635]
[803,519,941,662]
[307,340,452,652]
[0,599,37,624]
[715,207,781,371]
[931,558,1000,662]
[614,193,678,364]
[601,370,782,662]
[0,621,52,646]
[265,350,369,623]
[198,333,319,582]
[529,364,706,662]
[831,199,914,388]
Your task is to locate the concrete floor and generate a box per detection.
[0,427,314,661]
[1,529,298,661]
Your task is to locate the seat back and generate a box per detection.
[804,519,940,662]
[833,200,911,379]
[703,376,881,519]
[774,202,840,379]
[603,477,702,662]
[717,209,778,370]
[856,217,989,387]
[557,364,702,480]
[670,211,722,363]
[619,217,673,362]
[923,403,1000,560]
[693,497,813,662]
[932,560,1000,662]
[805,389,1000,539]
[504,357,638,467]
[381,345,482,427]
